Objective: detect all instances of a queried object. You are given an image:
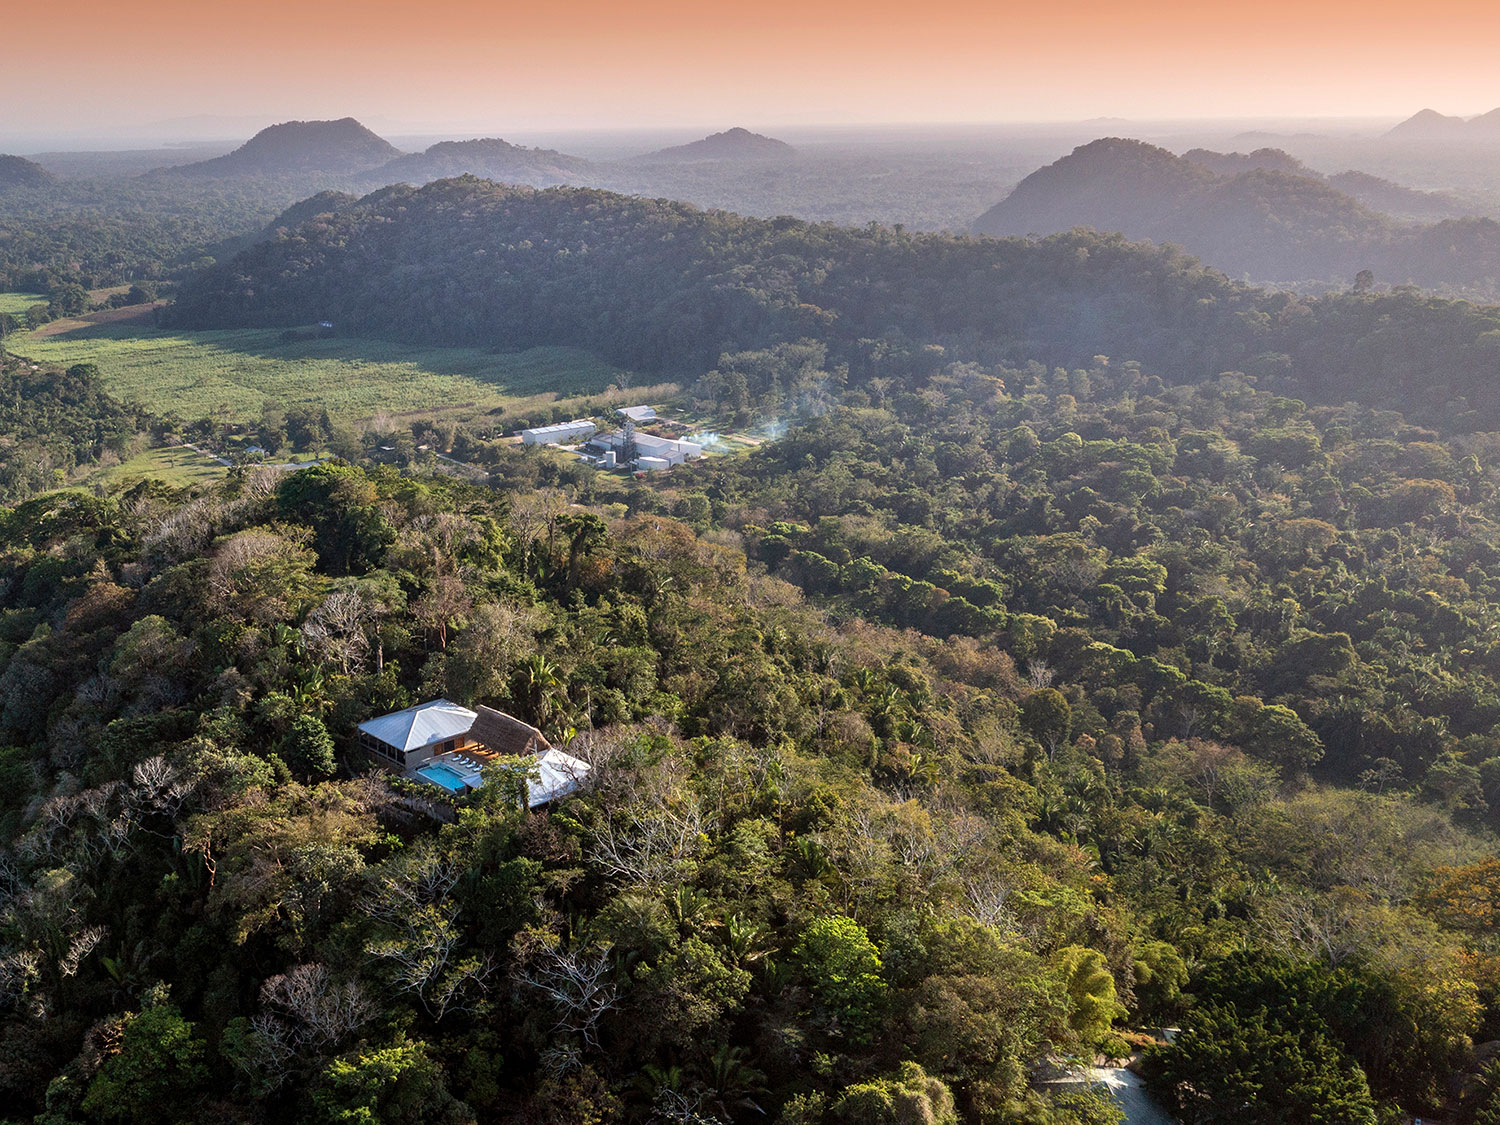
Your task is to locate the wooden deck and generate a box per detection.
[432,744,503,769]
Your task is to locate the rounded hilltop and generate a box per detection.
[642,126,796,161]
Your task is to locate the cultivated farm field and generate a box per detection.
[11,316,670,427]
[0,292,47,318]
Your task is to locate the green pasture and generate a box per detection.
[94,445,230,488]
[0,292,47,318]
[11,319,668,427]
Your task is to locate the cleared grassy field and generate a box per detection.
[11,317,672,427]
[0,292,47,318]
[94,445,230,488]
[697,433,765,455]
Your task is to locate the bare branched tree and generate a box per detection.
[565,728,633,773]
[962,872,1022,937]
[1256,888,1372,968]
[258,962,374,1050]
[20,782,140,867]
[582,791,706,887]
[363,845,461,925]
[362,846,491,1020]
[239,1012,297,1091]
[301,588,377,674]
[128,756,194,822]
[0,852,23,911]
[515,941,618,1052]
[365,905,493,1020]
[1025,659,1055,689]
[0,949,42,1010]
[141,498,218,564]
[58,926,108,978]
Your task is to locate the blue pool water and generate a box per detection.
[416,763,469,792]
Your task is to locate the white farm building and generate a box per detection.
[588,430,703,468]
[635,433,703,465]
[521,420,597,446]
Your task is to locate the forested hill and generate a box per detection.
[973,138,1500,293]
[263,189,360,234]
[7,331,1500,1122]
[642,127,795,161]
[170,118,403,177]
[1325,169,1468,219]
[972,139,1385,260]
[1387,107,1500,139]
[1181,146,1313,176]
[0,154,53,192]
[1182,148,1466,219]
[170,175,1500,425]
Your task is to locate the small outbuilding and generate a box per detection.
[530,748,594,805]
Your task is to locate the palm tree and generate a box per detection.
[721,915,775,966]
[696,1043,767,1119]
[513,653,570,734]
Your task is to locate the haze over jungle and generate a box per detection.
[9,3,1500,1124]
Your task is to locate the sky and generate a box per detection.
[6,0,1500,143]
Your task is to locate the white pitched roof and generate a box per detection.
[529,749,592,806]
[633,433,702,456]
[522,420,596,437]
[358,699,477,752]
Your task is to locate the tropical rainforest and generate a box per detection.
[170,176,1500,426]
[6,154,1500,1125]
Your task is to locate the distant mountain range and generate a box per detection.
[374,138,593,187]
[169,118,403,176]
[641,127,795,161]
[972,137,1500,289]
[1178,146,1465,219]
[146,118,1500,294]
[0,154,53,191]
[159,119,798,188]
[1386,108,1500,140]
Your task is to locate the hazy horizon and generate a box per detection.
[7,0,1500,150]
[0,114,1457,159]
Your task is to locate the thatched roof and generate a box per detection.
[471,706,551,757]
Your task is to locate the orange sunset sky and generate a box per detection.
[9,0,1500,136]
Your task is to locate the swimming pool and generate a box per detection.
[416,763,470,793]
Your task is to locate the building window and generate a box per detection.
[361,732,394,760]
